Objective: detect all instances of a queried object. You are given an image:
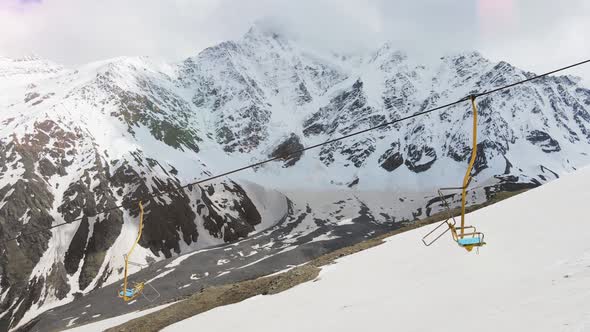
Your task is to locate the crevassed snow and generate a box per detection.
[165,166,590,332]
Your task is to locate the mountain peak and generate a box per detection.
[13,54,43,62]
[0,54,63,77]
[244,20,292,43]
[370,43,407,63]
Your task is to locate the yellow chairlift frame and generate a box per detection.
[422,96,486,251]
[118,201,146,301]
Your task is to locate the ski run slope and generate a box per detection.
[164,166,590,332]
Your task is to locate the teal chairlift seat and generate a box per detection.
[119,288,139,298]
[457,236,484,247]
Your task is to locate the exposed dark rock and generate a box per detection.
[383,72,418,111]
[484,176,541,200]
[341,139,376,168]
[469,140,506,176]
[78,212,123,291]
[472,142,488,174]
[64,218,90,275]
[24,92,40,103]
[37,158,57,178]
[319,143,337,166]
[303,79,377,138]
[9,276,45,330]
[140,194,198,258]
[503,156,513,174]
[224,190,261,239]
[270,134,304,167]
[46,263,70,300]
[380,152,404,172]
[0,126,60,319]
[302,123,326,136]
[53,152,125,290]
[218,105,271,153]
[447,139,471,162]
[297,82,312,104]
[526,130,561,152]
[92,73,202,153]
[381,152,404,172]
[540,165,559,179]
[412,208,423,220]
[404,144,437,173]
[348,177,359,188]
[379,142,404,172]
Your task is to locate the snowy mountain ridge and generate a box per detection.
[1,25,590,330]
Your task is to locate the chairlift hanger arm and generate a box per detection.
[422,96,486,251]
[460,97,479,237]
[119,201,146,302]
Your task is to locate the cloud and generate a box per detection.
[0,0,41,11]
[183,0,386,56]
[0,0,222,64]
[0,0,588,84]
[477,0,590,84]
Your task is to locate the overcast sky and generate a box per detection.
[0,0,588,83]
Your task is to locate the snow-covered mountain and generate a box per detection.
[1,25,590,330]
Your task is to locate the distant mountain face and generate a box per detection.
[1,26,590,330]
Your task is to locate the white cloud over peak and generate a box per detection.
[0,0,588,84]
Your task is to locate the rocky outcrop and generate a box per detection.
[526,130,561,153]
[270,134,305,167]
[405,144,437,173]
[379,143,404,172]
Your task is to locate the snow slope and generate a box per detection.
[165,166,590,332]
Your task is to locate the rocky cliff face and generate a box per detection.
[1,26,590,330]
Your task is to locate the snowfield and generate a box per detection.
[165,166,590,332]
